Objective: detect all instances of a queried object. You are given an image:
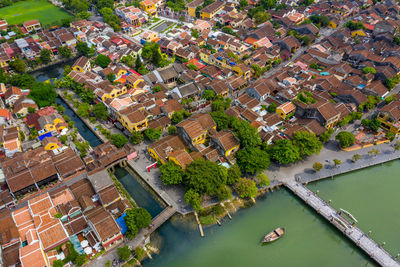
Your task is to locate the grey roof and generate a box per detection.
[87,168,114,193]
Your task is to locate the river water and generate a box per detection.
[144,161,400,267]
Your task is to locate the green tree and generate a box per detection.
[111,134,128,148]
[216,185,232,201]
[231,119,261,148]
[202,89,215,100]
[227,164,241,185]
[117,246,131,261]
[160,161,183,185]
[133,207,152,228]
[9,58,27,73]
[184,159,228,195]
[105,260,112,267]
[236,147,270,174]
[135,246,145,260]
[59,46,72,58]
[124,213,138,239]
[153,85,162,93]
[130,131,143,144]
[74,254,87,266]
[386,131,395,141]
[77,10,92,19]
[363,66,376,74]
[93,103,108,120]
[168,125,177,135]
[28,106,36,114]
[254,11,271,24]
[60,135,68,144]
[267,103,276,113]
[352,153,362,162]
[255,173,270,187]
[40,49,52,63]
[143,128,162,141]
[53,260,64,267]
[184,189,202,211]
[271,139,301,164]
[333,159,341,167]
[239,0,248,8]
[95,54,111,68]
[77,102,91,118]
[235,178,257,198]
[361,118,381,131]
[335,131,355,148]
[292,131,322,158]
[28,82,57,108]
[210,111,231,130]
[319,129,333,143]
[76,42,92,57]
[313,162,323,172]
[64,65,72,76]
[191,28,199,38]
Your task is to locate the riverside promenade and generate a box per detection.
[286,181,400,267]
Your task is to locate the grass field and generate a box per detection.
[0,0,74,26]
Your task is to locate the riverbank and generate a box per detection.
[28,55,78,75]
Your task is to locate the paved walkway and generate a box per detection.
[286,181,400,267]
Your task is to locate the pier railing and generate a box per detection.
[285,181,400,267]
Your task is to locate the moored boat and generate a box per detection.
[262,227,285,243]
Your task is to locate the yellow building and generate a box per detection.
[200,1,225,19]
[37,114,67,137]
[176,113,216,146]
[187,0,203,17]
[199,49,211,63]
[211,131,240,157]
[140,0,157,16]
[232,64,251,80]
[148,135,187,164]
[42,137,61,150]
[377,100,400,134]
[117,105,149,133]
[98,85,128,102]
[276,102,296,120]
[72,56,91,72]
[351,29,367,37]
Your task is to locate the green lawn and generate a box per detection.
[0,0,74,26]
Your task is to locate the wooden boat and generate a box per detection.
[262,227,285,243]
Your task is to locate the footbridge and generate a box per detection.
[285,181,400,267]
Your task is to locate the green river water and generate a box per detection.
[144,160,400,267]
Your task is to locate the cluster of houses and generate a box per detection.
[0,138,137,266]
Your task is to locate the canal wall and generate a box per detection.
[127,160,177,210]
[57,92,108,144]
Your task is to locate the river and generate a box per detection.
[143,161,400,267]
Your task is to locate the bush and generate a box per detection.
[117,246,132,261]
[335,131,355,148]
[313,162,323,172]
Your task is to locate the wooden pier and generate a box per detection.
[285,181,400,267]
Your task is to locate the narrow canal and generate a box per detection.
[114,166,163,217]
[56,97,103,148]
[144,161,400,267]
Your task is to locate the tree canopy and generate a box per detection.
[270,139,301,164]
[143,127,162,141]
[9,58,26,73]
[95,54,111,68]
[235,178,257,198]
[227,164,241,185]
[184,189,202,211]
[335,131,355,148]
[111,134,128,148]
[236,147,270,174]
[28,82,57,108]
[117,246,131,261]
[76,102,90,118]
[184,159,227,195]
[292,131,322,158]
[160,161,184,185]
[130,131,143,144]
[93,103,108,120]
[231,119,261,148]
[124,208,152,238]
